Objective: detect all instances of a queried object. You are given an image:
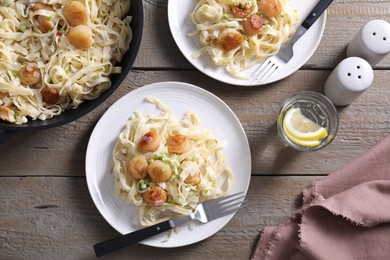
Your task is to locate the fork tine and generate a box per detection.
[218,205,242,217]
[198,192,245,223]
[216,194,245,217]
[259,65,279,84]
[218,195,245,206]
[219,199,245,212]
[210,192,244,205]
[262,68,280,85]
[254,60,273,80]
[254,58,271,74]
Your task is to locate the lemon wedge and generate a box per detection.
[283,131,322,147]
[282,107,328,146]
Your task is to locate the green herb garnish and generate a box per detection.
[19,25,26,32]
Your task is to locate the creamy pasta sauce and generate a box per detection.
[0,0,132,124]
[189,0,298,79]
[112,96,233,226]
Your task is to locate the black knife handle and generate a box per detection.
[301,0,334,30]
[94,221,172,257]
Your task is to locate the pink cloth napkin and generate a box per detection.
[252,134,390,260]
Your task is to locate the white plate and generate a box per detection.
[85,82,251,247]
[168,0,326,86]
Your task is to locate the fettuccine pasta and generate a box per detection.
[190,0,298,79]
[113,96,233,226]
[0,0,132,124]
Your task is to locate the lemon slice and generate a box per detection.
[283,107,328,145]
[284,131,321,147]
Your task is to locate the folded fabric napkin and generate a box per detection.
[252,134,390,260]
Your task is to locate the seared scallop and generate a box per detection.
[64,1,89,26]
[67,25,94,50]
[142,186,167,207]
[219,29,244,51]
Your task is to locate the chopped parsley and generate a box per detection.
[137,179,150,193]
[19,25,26,32]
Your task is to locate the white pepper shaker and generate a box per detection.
[324,57,373,106]
[347,19,390,66]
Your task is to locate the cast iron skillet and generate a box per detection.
[0,0,143,142]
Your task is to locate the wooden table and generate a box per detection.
[1,0,389,259]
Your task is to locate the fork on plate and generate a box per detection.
[94,192,245,257]
[254,0,335,85]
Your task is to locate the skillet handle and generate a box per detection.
[0,130,16,143]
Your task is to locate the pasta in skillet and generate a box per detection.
[189,0,299,79]
[0,0,132,124]
[112,96,233,226]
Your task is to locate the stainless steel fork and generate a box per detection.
[254,0,335,85]
[94,192,245,257]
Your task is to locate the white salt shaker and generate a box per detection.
[347,19,390,66]
[324,57,373,106]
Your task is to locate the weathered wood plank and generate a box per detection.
[1,70,389,177]
[0,176,319,259]
[0,2,388,260]
[136,0,390,69]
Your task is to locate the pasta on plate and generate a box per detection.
[0,0,132,124]
[189,0,299,79]
[112,96,233,226]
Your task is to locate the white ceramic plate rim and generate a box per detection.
[85,81,251,248]
[168,0,326,86]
